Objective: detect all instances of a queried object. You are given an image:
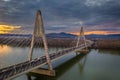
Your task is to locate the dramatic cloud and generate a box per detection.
[0,24,21,34]
[2,0,11,2]
[0,0,120,34]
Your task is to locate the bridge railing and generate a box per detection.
[0,42,93,73]
[0,41,93,80]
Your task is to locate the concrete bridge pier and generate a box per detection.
[31,68,55,76]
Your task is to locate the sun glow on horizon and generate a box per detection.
[0,24,21,34]
[70,30,120,35]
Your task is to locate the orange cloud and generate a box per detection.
[70,30,120,35]
[0,24,21,34]
[85,31,108,35]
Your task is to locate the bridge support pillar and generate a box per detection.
[31,68,55,76]
[76,49,89,54]
[28,10,53,70]
[75,27,89,55]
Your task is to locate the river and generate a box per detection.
[0,45,120,80]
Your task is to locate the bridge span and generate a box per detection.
[0,43,93,80]
[0,10,93,80]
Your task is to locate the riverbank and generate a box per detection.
[0,37,73,47]
[91,39,120,50]
[0,37,120,50]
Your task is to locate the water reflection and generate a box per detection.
[0,45,12,55]
[1,45,120,80]
[26,54,87,80]
[98,49,120,56]
[79,55,87,75]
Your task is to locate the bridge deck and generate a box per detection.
[0,43,93,80]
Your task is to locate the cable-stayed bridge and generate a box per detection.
[0,10,93,80]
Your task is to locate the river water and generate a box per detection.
[0,45,120,80]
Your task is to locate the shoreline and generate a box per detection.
[0,37,120,50]
[90,39,120,50]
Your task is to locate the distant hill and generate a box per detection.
[0,33,120,39]
[46,32,76,38]
[0,32,76,38]
[0,34,31,38]
[86,34,120,39]
[47,32,120,39]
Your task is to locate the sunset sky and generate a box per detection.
[0,0,120,35]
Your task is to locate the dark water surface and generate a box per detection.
[0,45,120,80]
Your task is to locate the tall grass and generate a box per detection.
[92,39,120,50]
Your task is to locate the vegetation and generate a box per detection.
[92,39,120,50]
[0,37,120,50]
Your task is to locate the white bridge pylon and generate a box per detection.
[76,27,88,50]
[28,10,53,70]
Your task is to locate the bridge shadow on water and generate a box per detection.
[26,53,87,80]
